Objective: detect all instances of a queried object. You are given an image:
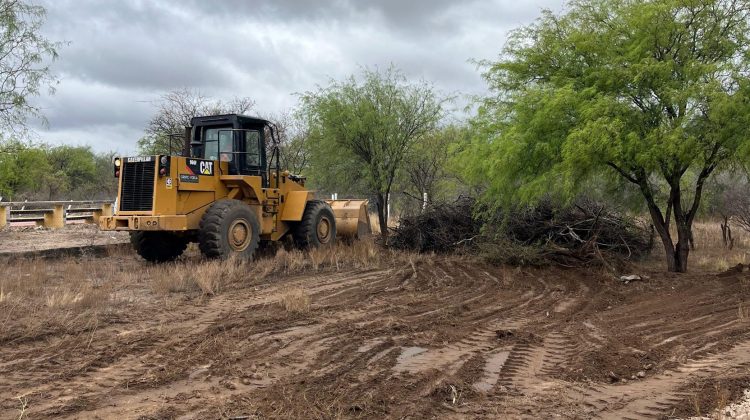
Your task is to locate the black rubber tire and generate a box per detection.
[293,200,337,249]
[130,231,188,263]
[199,199,260,260]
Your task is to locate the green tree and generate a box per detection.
[0,139,51,200]
[45,145,97,199]
[465,0,750,272]
[0,0,60,131]
[301,67,446,238]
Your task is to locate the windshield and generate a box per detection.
[203,128,233,161]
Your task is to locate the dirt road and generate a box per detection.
[1,246,750,419]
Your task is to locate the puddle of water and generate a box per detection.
[393,346,427,371]
[474,350,510,392]
[398,346,427,362]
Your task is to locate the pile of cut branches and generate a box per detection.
[388,197,653,266]
[387,197,479,253]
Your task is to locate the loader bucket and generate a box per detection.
[326,199,371,240]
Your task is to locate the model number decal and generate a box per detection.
[179,174,199,183]
[186,159,214,176]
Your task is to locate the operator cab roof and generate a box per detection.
[190,114,270,127]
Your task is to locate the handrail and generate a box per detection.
[0,200,113,207]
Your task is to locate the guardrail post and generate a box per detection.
[90,203,113,224]
[102,202,113,217]
[43,204,65,229]
[0,205,7,229]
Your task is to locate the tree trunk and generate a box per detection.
[651,216,678,272]
[641,187,678,272]
[375,192,388,241]
[674,222,691,273]
[721,216,734,250]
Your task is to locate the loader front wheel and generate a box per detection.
[130,231,188,263]
[293,200,337,249]
[199,199,260,260]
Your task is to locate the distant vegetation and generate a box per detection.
[0,141,117,201]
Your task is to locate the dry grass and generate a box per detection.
[261,238,385,275]
[279,287,310,313]
[690,221,750,272]
[0,236,415,344]
[738,302,750,321]
[0,257,122,343]
[642,221,750,273]
[146,237,394,297]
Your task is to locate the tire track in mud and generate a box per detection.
[390,269,582,396]
[570,337,750,419]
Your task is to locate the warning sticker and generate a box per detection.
[166,177,173,189]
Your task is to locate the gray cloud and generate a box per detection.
[29,0,565,153]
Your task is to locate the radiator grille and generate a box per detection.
[120,160,155,212]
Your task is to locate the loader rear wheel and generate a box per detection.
[293,200,336,249]
[130,231,188,263]
[199,199,260,260]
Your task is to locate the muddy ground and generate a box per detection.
[1,230,750,419]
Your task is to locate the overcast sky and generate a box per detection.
[30,0,565,154]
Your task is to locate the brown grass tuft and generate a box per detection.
[0,256,120,343]
[279,287,310,313]
[150,255,251,296]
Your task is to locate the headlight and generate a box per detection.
[160,156,168,165]
[114,157,121,167]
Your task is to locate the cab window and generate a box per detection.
[244,130,261,167]
[203,128,233,162]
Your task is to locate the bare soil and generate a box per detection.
[2,232,750,419]
[0,225,128,255]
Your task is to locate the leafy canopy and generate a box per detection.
[466,0,750,207]
[300,67,446,232]
[464,0,750,271]
[0,0,60,131]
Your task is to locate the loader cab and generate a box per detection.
[188,114,273,185]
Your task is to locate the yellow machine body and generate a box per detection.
[99,155,369,241]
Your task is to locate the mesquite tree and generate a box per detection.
[0,0,60,131]
[300,67,446,239]
[466,0,750,272]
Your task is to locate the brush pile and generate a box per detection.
[387,197,479,253]
[388,197,653,266]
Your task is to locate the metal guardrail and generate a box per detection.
[0,200,114,229]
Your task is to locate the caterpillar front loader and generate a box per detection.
[99,114,370,262]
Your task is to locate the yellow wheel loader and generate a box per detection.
[99,114,370,262]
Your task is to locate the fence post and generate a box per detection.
[43,204,65,229]
[0,205,7,229]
